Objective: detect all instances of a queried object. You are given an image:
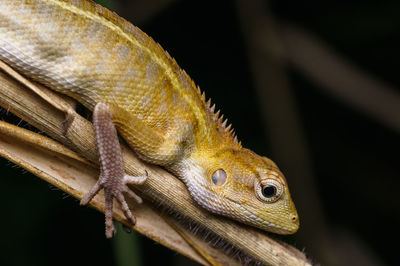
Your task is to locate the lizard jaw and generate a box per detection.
[229,200,299,234]
[181,168,298,234]
[170,159,299,234]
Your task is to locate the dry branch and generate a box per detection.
[0,61,309,265]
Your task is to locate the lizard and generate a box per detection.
[0,0,299,238]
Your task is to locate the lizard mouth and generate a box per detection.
[230,200,295,234]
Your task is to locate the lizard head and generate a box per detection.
[180,147,299,234]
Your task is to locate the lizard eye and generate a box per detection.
[255,179,283,203]
[211,169,227,186]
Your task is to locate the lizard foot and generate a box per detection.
[80,102,148,238]
[80,171,148,238]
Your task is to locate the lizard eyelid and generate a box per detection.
[254,179,283,203]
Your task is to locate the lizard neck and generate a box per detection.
[166,157,226,214]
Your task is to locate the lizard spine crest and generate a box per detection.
[197,85,241,147]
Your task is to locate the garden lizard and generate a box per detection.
[0,0,299,238]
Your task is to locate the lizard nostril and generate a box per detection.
[291,215,298,222]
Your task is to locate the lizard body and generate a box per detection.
[0,0,299,236]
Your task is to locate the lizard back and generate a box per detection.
[0,0,220,153]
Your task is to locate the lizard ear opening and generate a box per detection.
[211,169,227,186]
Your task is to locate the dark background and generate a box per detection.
[1,0,399,265]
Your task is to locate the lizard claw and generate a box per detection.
[80,181,102,206]
[80,170,147,238]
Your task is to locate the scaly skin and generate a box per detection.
[0,0,299,235]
